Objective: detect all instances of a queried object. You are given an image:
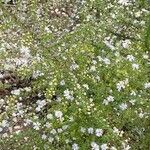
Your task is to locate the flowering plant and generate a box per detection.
[0,0,150,149]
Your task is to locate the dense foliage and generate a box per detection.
[0,0,150,149]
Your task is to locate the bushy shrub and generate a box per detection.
[0,0,150,149]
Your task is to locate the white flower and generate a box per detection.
[122,40,131,49]
[113,127,120,135]
[132,63,139,70]
[2,0,12,4]
[110,146,117,150]
[0,74,4,79]
[20,46,31,58]
[122,142,131,150]
[33,122,41,130]
[11,89,20,95]
[135,11,141,18]
[48,137,54,143]
[47,114,53,119]
[107,96,114,102]
[36,100,46,112]
[91,142,99,150]
[83,84,89,90]
[103,99,109,105]
[126,55,135,62]
[119,103,128,110]
[139,112,144,118]
[97,56,103,61]
[70,63,79,70]
[116,81,125,91]
[101,144,108,150]
[0,127,3,132]
[42,134,47,140]
[72,143,79,150]
[80,127,86,133]
[0,120,9,127]
[118,0,130,6]
[60,80,65,85]
[88,127,94,134]
[64,89,74,101]
[95,129,103,137]
[57,128,63,133]
[62,125,68,130]
[0,99,4,106]
[44,26,52,33]
[143,54,149,59]
[24,87,31,92]
[144,82,150,89]
[103,58,111,65]
[55,110,63,118]
[90,66,96,71]
[103,40,115,50]
[45,122,52,128]
[50,129,57,135]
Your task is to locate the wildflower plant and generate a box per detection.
[0,0,150,149]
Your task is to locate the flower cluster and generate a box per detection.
[0,0,149,149]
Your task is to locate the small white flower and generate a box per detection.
[143,54,149,59]
[139,112,144,118]
[50,129,57,135]
[0,74,4,79]
[122,40,131,49]
[135,11,141,18]
[91,142,99,150]
[101,144,108,150]
[42,134,47,140]
[132,63,139,70]
[48,137,54,143]
[144,82,150,89]
[110,146,117,150]
[20,46,31,58]
[35,106,41,112]
[80,127,86,133]
[2,0,12,4]
[88,127,94,134]
[55,110,63,119]
[113,127,120,135]
[70,63,79,70]
[103,99,109,105]
[45,122,52,128]
[83,84,89,90]
[47,114,53,119]
[11,89,20,95]
[118,0,130,6]
[103,58,111,65]
[24,87,31,92]
[44,26,52,33]
[33,122,41,130]
[95,129,103,137]
[0,127,3,132]
[126,55,135,62]
[116,81,125,91]
[72,143,79,150]
[60,80,65,86]
[1,120,8,127]
[103,40,115,50]
[122,142,131,150]
[90,66,96,71]
[97,56,103,61]
[107,96,114,102]
[57,128,63,133]
[62,125,68,130]
[64,89,74,101]
[119,103,128,111]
